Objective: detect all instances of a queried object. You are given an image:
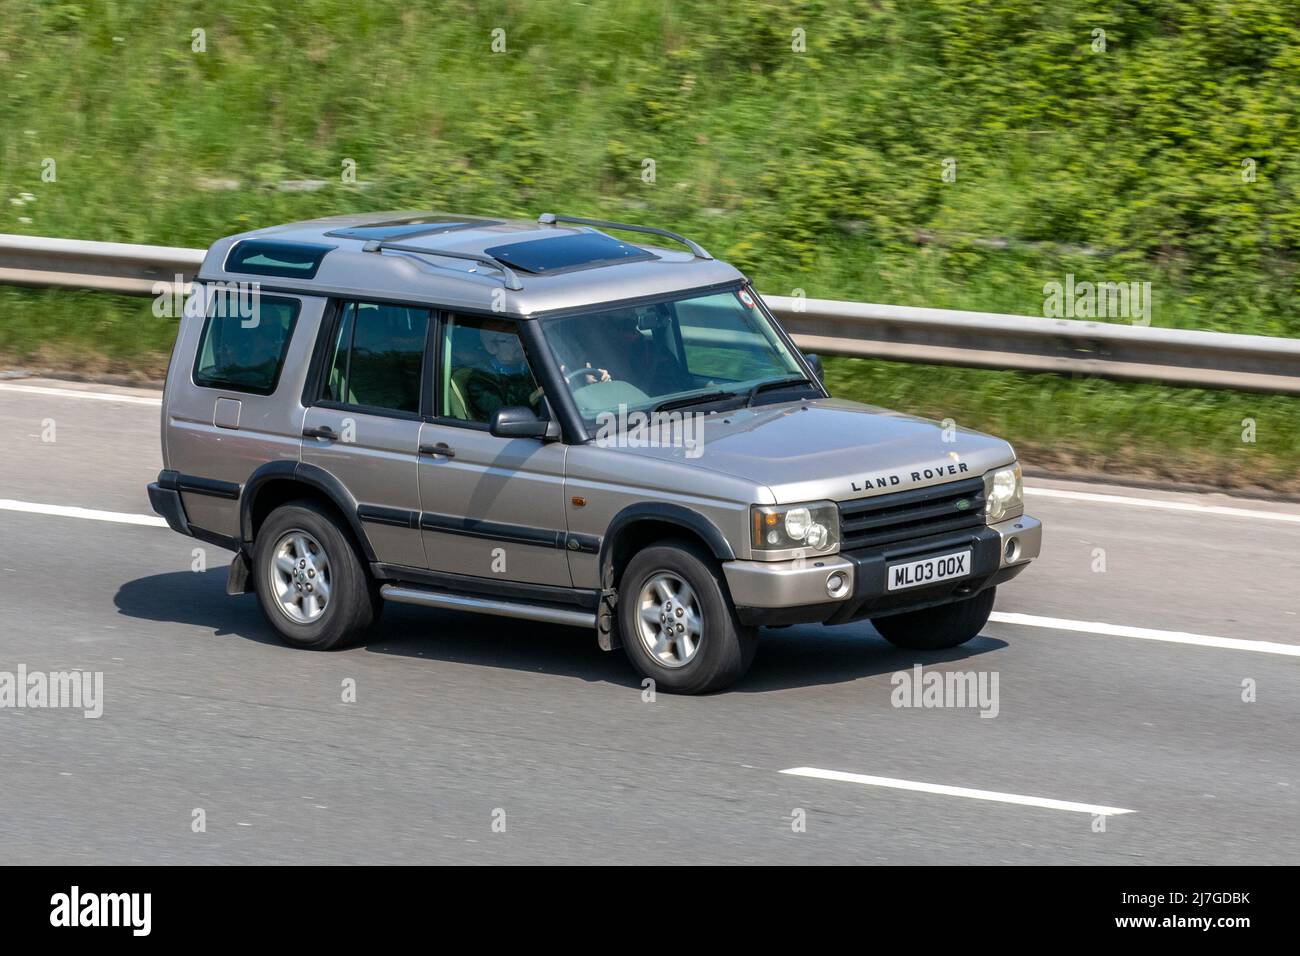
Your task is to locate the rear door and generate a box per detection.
[300,300,431,570]
[165,286,309,543]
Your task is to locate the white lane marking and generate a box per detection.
[0,499,166,527]
[780,767,1134,816]
[1026,485,1300,524]
[0,383,161,406]
[990,611,1300,658]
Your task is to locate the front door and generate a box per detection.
[417,312,571,587]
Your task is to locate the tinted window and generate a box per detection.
[440,314,540,423]
[192,292,299,395]
[323,302,430,414]
[226,240,333,279]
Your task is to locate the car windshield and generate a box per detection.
[540,288,810,422]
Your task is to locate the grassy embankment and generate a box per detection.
[1,1,1296,489]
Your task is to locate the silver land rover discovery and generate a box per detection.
[147,211,1042,693]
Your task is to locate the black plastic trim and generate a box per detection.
[566,532,601,555]
[239,460,377,562]
[358,505,420,529]
[734,526,1005,627]
[736,562,1025,628]
[600,503,736,577]
[420,512,564,549]
[177,474,242,500]
[147,481,191,535]
[191,526,242,554]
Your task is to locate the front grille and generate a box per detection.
[838,476,985,551]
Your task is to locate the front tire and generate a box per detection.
[872,587,996,650]
[252,499,380,650]
[618,540,757,694]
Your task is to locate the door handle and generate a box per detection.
[419,442,456,458]
[303,425,337,440]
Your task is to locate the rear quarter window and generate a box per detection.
[192,292,300,395]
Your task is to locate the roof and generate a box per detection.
[196,211,746,317]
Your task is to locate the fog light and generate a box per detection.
[826,571,849,598]
[1004,537,1020,562]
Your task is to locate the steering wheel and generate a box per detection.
[565,366,611,387]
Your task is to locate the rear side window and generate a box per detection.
[225,240,333,279]
[322,301,431,414]
[192,292,300,395]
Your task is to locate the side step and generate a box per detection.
[380,584,597,629]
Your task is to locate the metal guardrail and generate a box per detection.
[767,296,1300,395]
[2,233,1298,394]
[0,234,202,296]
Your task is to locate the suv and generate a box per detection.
[148,211,1042,693]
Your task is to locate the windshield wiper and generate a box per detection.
[745,376,816,406]
[652,390,739,413]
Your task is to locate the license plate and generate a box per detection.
[886,549,972,592]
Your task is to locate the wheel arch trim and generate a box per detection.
[239,460,377,562]
[599,503,736,582]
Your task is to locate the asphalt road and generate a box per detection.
[1,378,1297,864]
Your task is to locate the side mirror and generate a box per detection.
[803,352,825,383]
[490,405,553,439]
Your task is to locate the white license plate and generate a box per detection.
[886,549,972,592]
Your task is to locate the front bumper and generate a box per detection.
[724,514,1041,627]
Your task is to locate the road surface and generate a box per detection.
[1,378,1296,864]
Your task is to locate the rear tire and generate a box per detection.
[252,499,380,650]
[618,540,757,694]
[872,587,995,650]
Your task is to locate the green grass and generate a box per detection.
[1,0,1298,487]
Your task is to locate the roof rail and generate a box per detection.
[361,240,523,291]
[536,213,712,260]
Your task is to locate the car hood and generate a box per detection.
[606,397,1016,504]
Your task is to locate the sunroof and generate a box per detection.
[325,217,498,241]
[484,232,657,275]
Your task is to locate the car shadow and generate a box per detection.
[114,569,1009,694]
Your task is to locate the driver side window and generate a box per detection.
[440,314,540,424]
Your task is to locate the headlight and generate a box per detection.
[751,500,839,559]
[983,463,1023,523]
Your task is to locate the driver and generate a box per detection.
[571,308,687,394]
[464,321,540,421]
